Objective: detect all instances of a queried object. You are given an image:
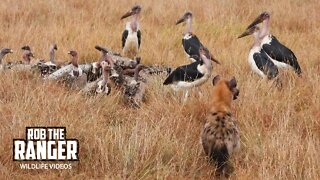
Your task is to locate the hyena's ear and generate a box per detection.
[228,76,237,88]
[212,75,221,86]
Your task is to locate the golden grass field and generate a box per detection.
[0,0,320,179]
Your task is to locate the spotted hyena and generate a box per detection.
[201,75,240,177]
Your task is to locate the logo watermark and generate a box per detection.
[13,127,79,169]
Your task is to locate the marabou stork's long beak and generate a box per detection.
[210,56,220,65]
[246,11,271,29]
[121,11,135,20]
[121,5,141,20]
[199,47,221,65]
[176,16,185,25]
[237,25,257,38]
[176,12,192,25]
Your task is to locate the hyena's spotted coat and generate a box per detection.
[201,75,240,177]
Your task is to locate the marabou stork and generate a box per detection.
[121,5,142,59]
[176,12,220,64]
[238,25,279,79]
[163,46,217,101]
[242,12,301,75]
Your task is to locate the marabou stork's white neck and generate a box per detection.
[259,17,270,39]
[252,31,262,48]
[185,18,192,35]
[130,14,139,32]
[200,52,212,70]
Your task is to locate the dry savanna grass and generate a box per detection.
[0,0,320,179]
